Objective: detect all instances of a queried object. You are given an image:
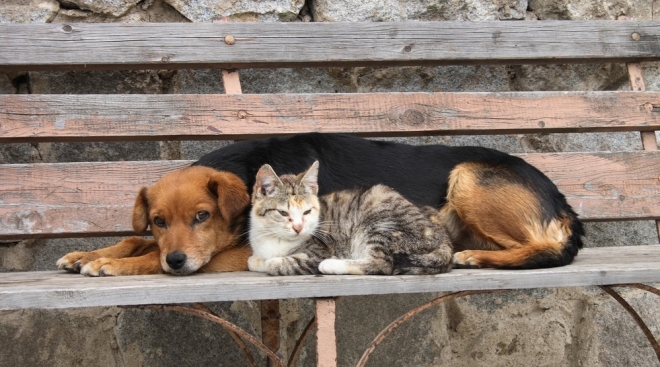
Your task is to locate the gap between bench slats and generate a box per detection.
[0,151,658,239]
[2,92,660,143]
[0,245,659,310]
[2,21,660,72]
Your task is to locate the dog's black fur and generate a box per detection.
[195,133,584,268]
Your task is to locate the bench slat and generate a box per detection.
[0,151,658,239]
[2,92,660,143]
[2,21,660,72]
[0,245,658,310]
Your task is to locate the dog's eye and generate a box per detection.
[278,210,289,216]
[303,209,312,215]
[153,217,166,228]
[195,211,210,223]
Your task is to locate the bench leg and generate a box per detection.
[316,298,338,367]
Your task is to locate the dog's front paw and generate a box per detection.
[452,251,481,268]
[56,251,101,273]
[247,256,267,272]
[318,259,349,275]
[80,258,120,277]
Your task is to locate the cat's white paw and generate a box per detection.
[319,259,350,275]
[248,256,267,272]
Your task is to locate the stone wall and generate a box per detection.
[2,0,660,366]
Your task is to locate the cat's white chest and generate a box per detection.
[251,237,302,259]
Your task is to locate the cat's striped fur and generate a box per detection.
[248,161,453,276]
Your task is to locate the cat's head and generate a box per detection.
[250,161,320,240]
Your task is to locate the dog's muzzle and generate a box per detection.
[165,251,187,270]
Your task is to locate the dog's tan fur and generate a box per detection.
[57,166,251,276]
[441,163,574,268]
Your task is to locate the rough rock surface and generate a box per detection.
[52,0,188,23]
[0,0,59,23]
[60,0,142,17]
[312,0,528,21]
[164,0,306,22]
[528,0,652,20]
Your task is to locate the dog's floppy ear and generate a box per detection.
[132,187,150,232]
[209,172,250,220]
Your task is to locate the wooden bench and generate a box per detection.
[2,20,660,366]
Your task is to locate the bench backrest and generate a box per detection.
[1,20,659,241]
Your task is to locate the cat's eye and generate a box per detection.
[195,211,210,223]
[278,210,289,216]
[303,209,312,215]
[153,216,166,228]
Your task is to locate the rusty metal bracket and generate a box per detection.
[288,316,317,367]
[126,304,287,367]
[121,283,660,367]
[125,302,324,367]
[601,284,660,363]
[356,289,505,367]
[191,303,258,367]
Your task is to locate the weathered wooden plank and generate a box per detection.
[0,245,658,310]
[0,161,190,239]
[520,152,660,221]
[2,21,660,72]
[2,92,660,143]
[0,152,658,239]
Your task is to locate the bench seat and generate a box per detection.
[2,245,659,310]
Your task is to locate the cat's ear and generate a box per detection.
[300,161,319,195]
[254,164,282,198]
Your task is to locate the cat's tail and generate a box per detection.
[392,249,453,275]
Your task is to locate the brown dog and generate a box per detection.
[56,166,252,276]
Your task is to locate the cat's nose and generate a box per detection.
[292,223,303,234]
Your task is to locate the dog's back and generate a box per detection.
[195,133,584,269]
[196,133,492,206]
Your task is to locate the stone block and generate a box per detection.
[52,0,188,23]
[0,307,124,367]
[0,0,59,23]
[164,0,305,22]
[61,0,142,17]
[312,0,528,21]
[528,0,652,20]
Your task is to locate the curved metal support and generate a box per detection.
[190,303,257,367]
[615,283,660,298]
[127,304,287,367]
[356,289,505,367]
[599,285,660,363]
[288,316,317,367]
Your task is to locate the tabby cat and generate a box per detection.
[247,161,453,276]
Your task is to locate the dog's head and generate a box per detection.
[132,166,250,275]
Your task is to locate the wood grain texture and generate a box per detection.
[0,161,190,239]
[2,21,660,72]
[2,92,660,143]
[0,152,658,239]
[0,245,659,310]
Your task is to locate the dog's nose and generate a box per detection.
[166,251,187,270]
